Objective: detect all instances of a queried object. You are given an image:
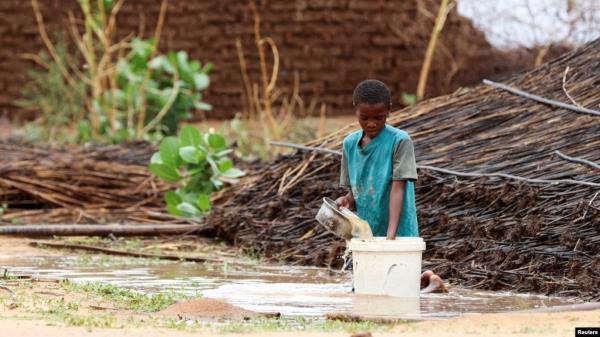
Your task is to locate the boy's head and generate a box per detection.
[352,79,391,139]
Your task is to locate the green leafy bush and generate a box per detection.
[20,0,212,144]
[107,38,212,139]
[72,38,213,143]
[149,126,244,217]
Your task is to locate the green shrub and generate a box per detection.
[149,125,244,217]
[16,35,86,142]
[90,38,213,141]
[20,0,212,144]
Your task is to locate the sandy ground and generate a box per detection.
[0,236,63,258]
[0,309,598,337]
[160,298,269,320]
[0,237,598,337]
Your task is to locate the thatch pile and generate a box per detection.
[207,39,600,299]
[0,141,182,224]
[0,140,263,226]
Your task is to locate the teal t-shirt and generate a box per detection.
[339,124,419,237]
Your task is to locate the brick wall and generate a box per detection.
[0,0,533,119]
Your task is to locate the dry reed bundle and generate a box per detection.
[0,141,191,225]
[206,39,600,299]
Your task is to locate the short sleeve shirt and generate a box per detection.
[340,137,418,186]
[338,124,419,237]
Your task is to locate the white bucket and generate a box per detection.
[348,237,426,298]
[352,295,420,319]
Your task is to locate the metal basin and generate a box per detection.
[315,197,353,239]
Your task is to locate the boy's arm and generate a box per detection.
[387,180,406,240]
[388,136,417,240]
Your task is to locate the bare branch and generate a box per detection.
[483,79,600,116]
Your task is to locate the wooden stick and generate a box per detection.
[561,66,585,109]
[136,0,169,139]
[270,141,342,156]
[555,150,600,170]
[483,79,600,116]
[416,0,452,100]
[250,0,279,139]
[417,165,600,188]
[30,0,75,85]
[30,241,261,267]
[236,38,255,119]
[0,224,209,237]
[269,141,600,187]
[31,241,213,263]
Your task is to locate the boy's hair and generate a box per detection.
[352,79,391,107]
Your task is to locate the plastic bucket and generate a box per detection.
[352,295,420,319]
[348,237,426,298]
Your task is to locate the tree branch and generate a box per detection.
[269,141,600,187]
[555,150,600,170]
[483,79,600,117]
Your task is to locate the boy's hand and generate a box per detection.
[335,196,350,209]
[335,193,355,210]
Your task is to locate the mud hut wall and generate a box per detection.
[2,0,528,119]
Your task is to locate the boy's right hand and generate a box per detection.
[335,195,353,210]
[335,196,349,209]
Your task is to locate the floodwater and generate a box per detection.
[0,254,581,320]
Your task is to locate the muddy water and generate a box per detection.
[0,254,580,319]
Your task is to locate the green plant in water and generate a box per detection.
[149,125,244,217]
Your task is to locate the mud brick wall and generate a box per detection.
[1,0,534,119]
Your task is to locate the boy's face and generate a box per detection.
[355,103,389,139]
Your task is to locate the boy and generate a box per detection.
[336,80,448,293]
[336,79,418,240]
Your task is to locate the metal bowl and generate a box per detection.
[315,197,353,239]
